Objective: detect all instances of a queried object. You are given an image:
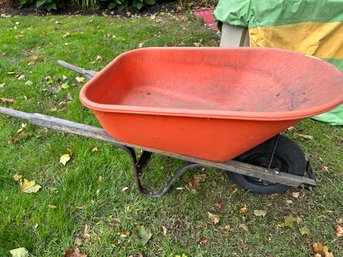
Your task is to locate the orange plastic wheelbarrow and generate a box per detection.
[1,47,342,196]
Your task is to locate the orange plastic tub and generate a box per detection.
[80,47,343,162]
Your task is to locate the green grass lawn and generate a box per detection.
[0,13,342,257]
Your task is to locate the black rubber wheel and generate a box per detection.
[227,135,306,194]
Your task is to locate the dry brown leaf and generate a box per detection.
[214,202,222,209]
[63,247,87,257]
[219,225,230,234]
[28,55,38,65]
[0,97,15,103]
[239,223,249,232]
[336,225,343,237]
[13,173,22,182]
[292,192,300,198]
[296,216,303,224]
[336,218,343,224]
[285,199,294,205]
[119,231,130,238]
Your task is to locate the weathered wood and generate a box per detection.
[0,106,316,187]
[57,60,97,79]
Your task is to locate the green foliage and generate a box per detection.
[72,0,99,8]
[18,0,64,11]
[18,0,34,8]
[16,0,157,10]
[106,0,156,10]
[36,0,63,11]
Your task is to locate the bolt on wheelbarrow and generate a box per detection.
[1,48,343,197]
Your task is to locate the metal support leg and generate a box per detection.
[117,145,199,197]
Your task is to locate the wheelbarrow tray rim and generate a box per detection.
[80,47,343,121]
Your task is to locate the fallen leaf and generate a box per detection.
[162,225,167,236]
[91,147,98,152]
[61,83,69,90]
[63,247,87,257]
[253,210,267,217]
[0,82,5,88]
[336,225,343,237]
[9,247,29,257]
[60,154,71,166]
[13,173,22,181]
[239,223,249,232]
[186,173,206,190]
[295,133,314,140]
[17,123,27,134]
[0,97,15,103]
[83,224,90,238]
[285,199,294,205]
[28,55,38,65]
[208,212,220,224]
[239,206,247,213]
[48,205,57,209]
[75,76,85,83]
[20,178,41,193]
[292,192,300,198]
[312,242,334,257]
[25,80,33,86]
[296,216,303,224]
[214,202,222,209]
[299,226,310,236]
[284,215,297,228]
[219,225,230,234]
[17,74,25,80]
[138,42,144,48]
[336,218,343,224]
[119,231,130,238]
[132,226,152,245]
[122,187,129,192]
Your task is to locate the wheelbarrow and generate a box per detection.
[1,48,342,197]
